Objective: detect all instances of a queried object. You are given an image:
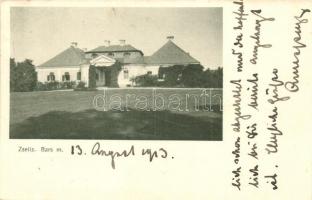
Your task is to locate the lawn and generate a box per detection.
[10,89,223,140]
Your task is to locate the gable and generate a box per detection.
[147,40,200,65]
[90,55,116,67]
[39,47,88,67]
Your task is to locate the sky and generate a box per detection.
[10,7,222,69]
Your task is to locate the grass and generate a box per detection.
[10,89,222,140]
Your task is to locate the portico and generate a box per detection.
[90,55,116,87]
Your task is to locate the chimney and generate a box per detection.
[119,39,126,46]
[104,40,110,46]
[71,42,78,48]
[167,35,174,40]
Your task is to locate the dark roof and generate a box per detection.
[147,40,200,65]
[39,47,88,67]
[87,44,143,55]
[121,56,150,64]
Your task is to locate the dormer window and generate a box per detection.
[91,53,98,58]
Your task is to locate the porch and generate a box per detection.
[90,54,121,87]
[95,67,111,87]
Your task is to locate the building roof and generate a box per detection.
[147,40,200,65]
[120,56,150,64]
[38,40,200,68]
[87,44,143,55]
[39,46,88,67]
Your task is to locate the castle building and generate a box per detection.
[36,37,200,87]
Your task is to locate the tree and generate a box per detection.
[180,64,204,87]
[10,58,37,92]
[159,65,184,87]
[132,74,158,87]
[10,58,17,91]
[88,65,96,88]
[201,67,223,88]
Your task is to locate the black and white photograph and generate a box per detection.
[1,1,312,200]
[9,7,223,140]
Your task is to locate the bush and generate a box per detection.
[76,81,86,89]
[46,81,60,90]
[62,81,76,89]
[35,82,48,91]
[158,64,204,87]
[201,67,223,88]
[132,74,158,87]
[35,81,77,91]
[10,58,37,92]
[74,81,97,91]
[131,65,222,88]
[159,65,184,87]
[180,64,204,87]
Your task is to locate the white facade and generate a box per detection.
[36,64,89,85]
[117,64,160,87]
[36,62,166,88]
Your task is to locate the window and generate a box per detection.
[158,72,165,79]
[123,69,129,79]
[47,72,55,81]
[77,71,81,81]
[177,73,182,80]
[147,71,152,75]
[62,72,70,81]
[124,52,130,57]
[108,52,114,57]
[91,53,98,58]
[96,72,99,81]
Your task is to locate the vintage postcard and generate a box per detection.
[0,0,311,199]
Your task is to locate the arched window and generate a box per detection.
[62,72,70,81]
[47,72,55,82]
[123,69,129,79]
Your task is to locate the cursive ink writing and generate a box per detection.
[234,33,243,48]
[142,148,168,162]
[247,73,259,110]
[250,10,275,64]
[233,0,248,30]
[246,123,258,139]
[267,68,290,104]
[285,9,310,92]
[91,142,135,169]
[231,80,251,132]
[248,142,258,160]
[232,49,243,72]
[265,107,283,154]
[232,167,241,190]
[265,173,278,190]
[249,165,259,188]
[232,136,241,164]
